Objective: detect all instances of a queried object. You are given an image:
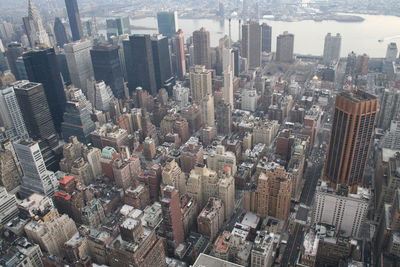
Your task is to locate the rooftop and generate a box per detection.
[193,253,243,267]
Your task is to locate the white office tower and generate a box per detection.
[173,83,190,109]
[386,42,398,62]
[323,33,341,64]
[0,186,19,225]
[64,39,94,95]
[241,89,257,112]
[14,140,58,198]
[201,94,215,127]
[223,71,234,108]
[0,86,29,141]
[66,86,93,112]
[94,81,115,112]
[312,181,369,238]
[25,0,51,47]
[222,48,234,73]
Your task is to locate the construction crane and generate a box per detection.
[378,35,400,43]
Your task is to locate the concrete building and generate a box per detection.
[64,39,94,95]
[14,140,58,198]
[93,80,115,112]
[0,186,19,225]
[197,197,225,240]
[253,120,279,147]
[312,182,370,238]
[378,88,400,130]
[255,163,292,220]
[323,33,341,64]
[0,238,43,267]
[0,85,29,141]
[276,31,294,63]
[173,83,190,109]
[241,89,257,112]
[201,94,215,127]
[325,90,378,188]
[216,103,232,136]
[180,137,204,173]
[193,28,211,69]
[386,42,398,62]
[172,29,186,80]
[251,231,279,267]
[112,156,141,189]
[0,148,21,191]
[24,214,78,257]
[161,185,185,252]
[242,21,262,69]
[207,145,237,175]
[162,159,187,194]
[189,65,212,102]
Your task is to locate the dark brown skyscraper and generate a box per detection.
[325,90,378,189]
[65,0,83,41]
[193,28,211,69]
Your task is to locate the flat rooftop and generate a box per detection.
[193,253,243,267]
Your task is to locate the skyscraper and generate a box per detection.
[386,42,398,62]
[65,40,94,96]
[151,35,172,91]
[161,185,185,253]
[216,103,232,136]
[6,42,25,80]
[323,33,341,64]
[157,11,178,38]
[189,65,212,102]
[53,17,69,48]
[261,23,272,53]
[193,28,211,69]
[0,86,29,141]
[276,31,294,63]
[325,91,378,189]
[13,140,58,198]
[90,44,125,98]
[65,0,83,41]
[106,17,130,40]
[172,29,186,80]
[124,34,157,95]
[23,48,66,132]
[23,0,51,47]
[61,100,95,144]
[242,21,262,69]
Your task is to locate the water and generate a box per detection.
[126,14,400,58]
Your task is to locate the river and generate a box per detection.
[102,14,400,58]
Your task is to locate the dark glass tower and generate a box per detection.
[61,100,95,143]
[23,48,66,133]
[65,0,83,41]
[124,34,157,95]
[13,81,60,170]
[53,17,69,48]
[261,23,272,53]
[6,43,25,80]
[151,35,172,91]
[90,44,125,98]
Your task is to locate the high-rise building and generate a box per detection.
[276,31,294,63]
[0,86,29,141]
[6,42,25,80]
[93,81,115,112]
[172,29,186,80]
[189,65,212,102]
[255,164,292,220]
[161,185,185,252]
[53,17,68,48]
[386,42,398,62]
[241,89,257,112]
[23,0,51,47]
[218,170,235,220]
[23,48,66,132]
[312,182,369,238]
[14,140,59,198]
[61,100,95,144]
[0,148,21,192]
[325,90,378,188]
[207,145,237,175]
[64,39,94,95]
[162,159,187,194]
[216,103,232,136]
[242,21,262,69]
[0,186,19,225]
[323,33,342,65]
[151,35,172,91]
[124,34,157,95]
[90,44,124,98]
[197,197,225,240]
[193,28,211,69]
[261,23,272,53]
[13,80,59,157]
[65,0,83,41]
[201,94,215,127]
[106,17,130,40]
[378,88,400,130]
[157,11,178,38]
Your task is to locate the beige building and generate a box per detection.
[255,164,292,220]
[189,65,212,102]
[197,197,225,240]
[207,145,237,176]
[162,159,187,194]
[24,214,78,257]
[253,121,279,147]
